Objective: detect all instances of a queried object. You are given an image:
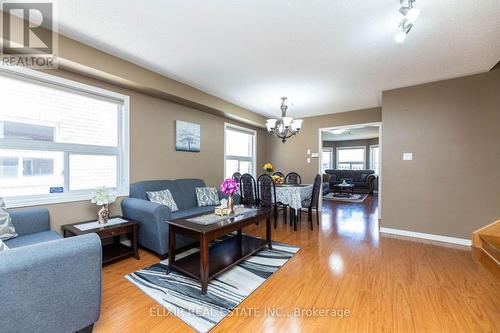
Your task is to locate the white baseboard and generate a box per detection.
[379,227,471,246]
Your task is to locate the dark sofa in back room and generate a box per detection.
[324,169,377,194]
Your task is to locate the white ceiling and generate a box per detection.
[51,0,500,118]
[322,125,379,141]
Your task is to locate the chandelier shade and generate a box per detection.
[266,97,303,143]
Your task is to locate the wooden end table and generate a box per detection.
[166,206,271,294]
[61,217,139,265]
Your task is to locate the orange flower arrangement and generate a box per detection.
[272,175,283,184]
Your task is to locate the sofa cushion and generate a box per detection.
[4,230,62,249]
[170,206,217,220]
[130,180,177,201]
[173,179,207,210]
[0,198,17,241]
[129,179,207,211]
[147,189,179,212]
[0,239,8,251]
[195,187,220,207]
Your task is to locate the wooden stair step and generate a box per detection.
[479,235,500,264]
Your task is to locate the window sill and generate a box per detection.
[4,190,129,209]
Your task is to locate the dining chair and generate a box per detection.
[299,174,322,230]
[272,171,288,224]
[285,172,302,185]
[257,174,277,228]
[239,173,258,206]
[231,172,241,182]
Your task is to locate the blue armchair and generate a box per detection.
[0,208,102,333]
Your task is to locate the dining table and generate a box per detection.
[274,183,313,230]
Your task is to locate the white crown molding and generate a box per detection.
[380,227,471,246]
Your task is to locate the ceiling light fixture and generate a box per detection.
[395,0,419,43]
[266,97,303,143]
[399,0,420,22]
[395,19,413,43]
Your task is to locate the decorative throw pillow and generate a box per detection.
[147,189,179,212]
[195,187,220,207]
[0,239,9,251]
[0,198,17,241]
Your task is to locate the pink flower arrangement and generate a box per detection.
[220,178,239,196]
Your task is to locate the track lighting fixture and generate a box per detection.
[395,0,419,43]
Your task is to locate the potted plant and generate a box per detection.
[219,178,239,214]
[263,163,275,175]
[90,187,117,224]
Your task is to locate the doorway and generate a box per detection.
[318,122,382,220]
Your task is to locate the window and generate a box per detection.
[224,123,256,179]
[321,147,333,173]
[336,147,365,170]
[0,66,129,207]
[370,145,380,175]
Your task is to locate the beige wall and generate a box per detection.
[266,108,382,182]
[15,69,268,232]
[381,70,500,239]
[0,11,267,128]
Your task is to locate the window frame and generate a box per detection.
[0,65,130,208]
[223,122,257,179]
[321,147,334,173]
[370,144,380,175]
[336,146,366,170]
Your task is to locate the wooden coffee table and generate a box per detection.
[166,206,271,294]
[333,183,355,197]
[61,217,139,265]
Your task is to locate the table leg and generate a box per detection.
[266,214,273,250]
[293,208,298,231]
[167,226,175,274]
[132,225,140,260]
[200,235,209,294]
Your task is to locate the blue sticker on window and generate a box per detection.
[50,187,64,193]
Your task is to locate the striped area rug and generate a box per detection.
[126,239,300,333]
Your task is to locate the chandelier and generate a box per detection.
[266,97,303,143]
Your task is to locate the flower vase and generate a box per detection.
[228,195,234,215]
[98,204,110,224]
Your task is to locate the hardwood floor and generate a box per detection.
[95,196,500,332]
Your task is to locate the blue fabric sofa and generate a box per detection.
[0,208,102,333]
[122,179,234,257]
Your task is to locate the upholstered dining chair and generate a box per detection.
[257,174,277,227]
[232,172,242,182]
[271,171,289,225]
[299,174,322,230]
[239,173,258,206]
[285,172,302,185]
